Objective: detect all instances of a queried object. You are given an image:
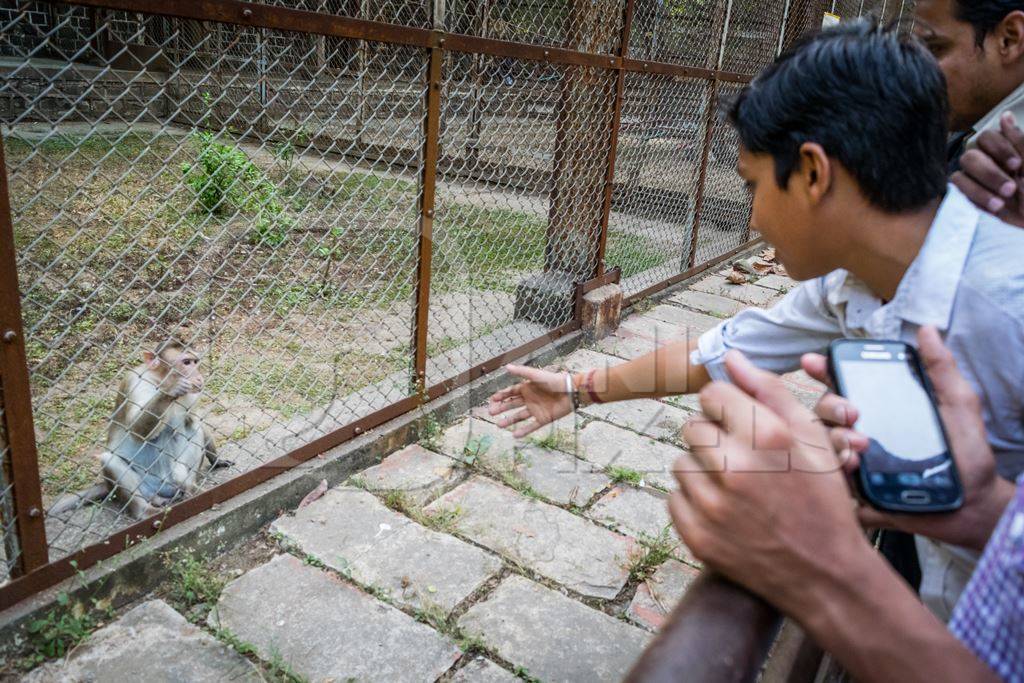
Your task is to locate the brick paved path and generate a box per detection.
[35,268,825,682]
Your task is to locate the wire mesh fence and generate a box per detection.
[0,0,815,593]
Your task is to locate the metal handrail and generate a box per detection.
[626,571,784,683]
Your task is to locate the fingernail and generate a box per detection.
[989,197,1006,213]
[834,405,847,423]
[1009,157,1022,171]
[1002,180,1018,197]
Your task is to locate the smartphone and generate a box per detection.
[828,339,963,513]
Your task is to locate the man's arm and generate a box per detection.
[668,350,1000,683]
[489,279,837,437]
[788,540,998,683]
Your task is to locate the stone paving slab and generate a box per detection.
[580,398,689,443]
[549,347,625,373]
[593,330,660,360]
[627,560,702,632]
[636,304,722,335]
[470,406,582,452]
[440,417,524,464]
[507,444,611,506]
[355,444,465,506]
[426,477,635,599]
[450,657,520,683]
[617,314,692,344]
[210,554,461,682]
[588,486,673,540]
[689,275,778,306]
[577,420,684,490]
[665,289,748,317]
[663,393,702,413]
[752,274,796,292]
[459,575,651,682]
[25,600,258,683]
[270,488,500,613]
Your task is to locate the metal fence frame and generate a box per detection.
[0,0,833,611]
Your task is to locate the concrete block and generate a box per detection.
[209,555,460,682]
[426,477,635,598]
[459,576,650,682]
[581,283,623,341]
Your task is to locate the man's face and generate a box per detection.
[915,0,1006,132]
[737,147,831,282]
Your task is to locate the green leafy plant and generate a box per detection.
[181,130,293,246]
[22,593,103,667]
[166,548,226,609]
[628,526,677,581]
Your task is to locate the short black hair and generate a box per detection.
[728,20,948,213]
[954,1,1024,44]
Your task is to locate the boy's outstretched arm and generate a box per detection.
[488,338,710,438]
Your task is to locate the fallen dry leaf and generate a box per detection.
[752,260,774,274]
[726,270,749,285]
[759,247,777,262]
[298,479,329,508]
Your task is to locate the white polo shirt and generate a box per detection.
[692,185,1024,620]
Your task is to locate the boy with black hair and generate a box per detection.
[489,19,1024,620]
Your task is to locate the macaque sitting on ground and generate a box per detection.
[50,341,232,520]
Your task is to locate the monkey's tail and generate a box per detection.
[48,484,111,517]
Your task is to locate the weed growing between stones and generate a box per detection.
[21,592,111,669]
[381,490,464,534]
[607,466,643,486]
[418,412,444,451]
[165,548,226,616]
[627,526,676,582]
[514,664,542,682]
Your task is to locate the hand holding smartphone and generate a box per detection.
[828,339,964,513]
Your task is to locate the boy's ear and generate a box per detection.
[995,11,1024,63]
[797,142,832,206]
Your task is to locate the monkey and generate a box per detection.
[50,341,233,520]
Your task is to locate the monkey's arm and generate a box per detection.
[120,374,174,441]
[204,427,233,469]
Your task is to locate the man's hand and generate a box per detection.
[670,351,870,617]
[952,112,1024,227]
[487,365,573,438]
[800,326,1014,551]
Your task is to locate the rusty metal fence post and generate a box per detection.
[413,40,444,399]
[594,0,635,278]
[0,133,49,578]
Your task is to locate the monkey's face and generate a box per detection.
[156,348,205,397]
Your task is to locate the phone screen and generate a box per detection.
[832,343,962,511]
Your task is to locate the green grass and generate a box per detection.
[607,466,643,486]
[7,129,674,499]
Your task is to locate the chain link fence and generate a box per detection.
[0,0,823,595]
